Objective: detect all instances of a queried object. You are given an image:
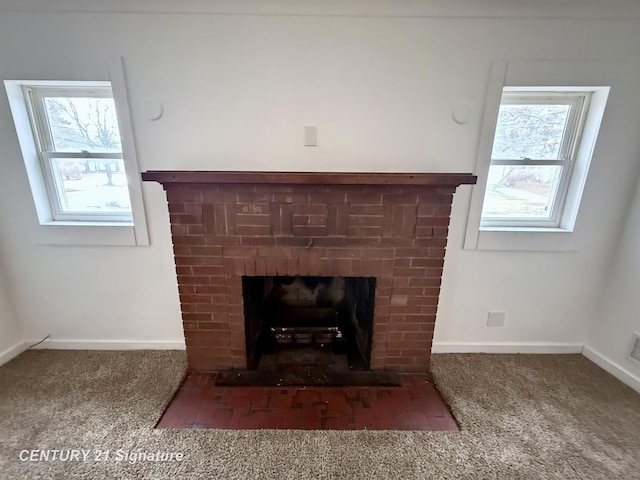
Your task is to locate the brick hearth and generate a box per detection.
[142,171,476,373]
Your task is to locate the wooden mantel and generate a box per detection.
[141,170,477,187]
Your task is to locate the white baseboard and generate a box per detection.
[0,341,28,367]
[25,339,186,350]
[22,339,581,354]
[582,346,640,394]
[431,341,584,354]
[11,338,640,392]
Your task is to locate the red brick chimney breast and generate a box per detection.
[142,171,476,372]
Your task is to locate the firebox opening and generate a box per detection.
[242,276,376,372]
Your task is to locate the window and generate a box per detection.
[5,61,149,245]
[23,84,132,223]
[481,90,590,229]
[463,61,612,251]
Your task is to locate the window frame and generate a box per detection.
[480,90,592,229]
[3,57,150,246]
[23,84,133,223]
[463,61,611,252]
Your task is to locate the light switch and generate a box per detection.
[304,126,318,147]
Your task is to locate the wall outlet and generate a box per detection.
[487,311,505,327]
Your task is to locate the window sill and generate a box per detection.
[34,222,148,246]
[480,226,573,233]
[41,220,134,227]
[469,228,579,251]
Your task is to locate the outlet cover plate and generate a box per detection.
[487,311,505,327]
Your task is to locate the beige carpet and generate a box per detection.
[0,350,639,479]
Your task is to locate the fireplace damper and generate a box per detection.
[242,276,376,373]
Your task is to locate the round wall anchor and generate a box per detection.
[142,99,163,121]
[452,100,474,125]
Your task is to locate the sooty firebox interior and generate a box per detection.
[243,276,375,372]
[216,275,402,386]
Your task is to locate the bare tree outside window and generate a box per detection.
[482,101,574,220]
[31,92,132,217]
[44,97,122,186]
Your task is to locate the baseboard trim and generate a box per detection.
[0,341,28,366]
[25,339,186,350]
[12,339,640,393]
[431,342,584,354]
[582,346,640,394]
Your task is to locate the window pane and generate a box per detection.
[50,158,132,216]
[491,104,571,160]
[481,165,562,219]
[44,97,122,153]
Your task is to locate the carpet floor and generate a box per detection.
[0,350,639,479]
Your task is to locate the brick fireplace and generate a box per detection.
[142,171,476,373]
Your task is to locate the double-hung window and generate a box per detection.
[5,70,149,245]
[23,84,132,223]
[481,89,591,229]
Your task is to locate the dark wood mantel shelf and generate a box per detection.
[141,170,477,187]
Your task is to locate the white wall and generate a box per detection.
[584,175,640,392]
[0,255,23,363]
[0,1,640,352]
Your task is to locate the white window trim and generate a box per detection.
[463,61,610,251]
[4,57,149,246]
